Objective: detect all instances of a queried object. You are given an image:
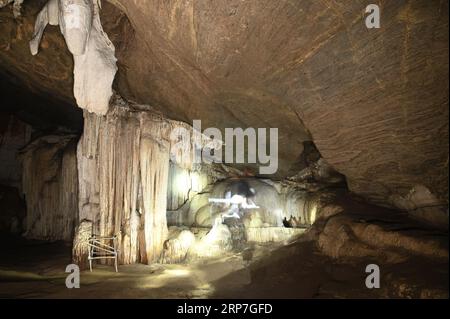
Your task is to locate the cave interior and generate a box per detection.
[0,0,448,299]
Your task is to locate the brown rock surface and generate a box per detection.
[310,195,449,262]
[0,0,448,208]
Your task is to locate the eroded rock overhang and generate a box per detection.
[0,0,447,214]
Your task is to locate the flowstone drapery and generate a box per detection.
[30,0,117,115]
[20,135,79,241]
[75,96,212,265]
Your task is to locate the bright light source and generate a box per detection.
[190,172,202,193]
[175,170,191,194]
[274,208,284,226]
[310,204,317,224]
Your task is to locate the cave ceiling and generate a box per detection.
[0,0,448,205]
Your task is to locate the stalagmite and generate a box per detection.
[317,212,449,262]
[139,132,170,264]
[72,219,93,269]
[160,228,196,264]
[188,217,233,259]
[20,135,79,241]
[30,0,117,115]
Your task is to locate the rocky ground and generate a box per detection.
[0,197,447,299]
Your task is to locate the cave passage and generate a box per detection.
[0,0,448,299]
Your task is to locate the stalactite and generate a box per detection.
[30,0,117,115]
[282,188,338,226]
[167,162,190,211]
[75,96,213,266]
[139,134,170,264]
[283,190,316,226]
[20,135,79,241]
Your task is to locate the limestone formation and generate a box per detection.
[2,0,446,210]
[30,0,117,114]
[282,190,317,226]
[317,214,449,263]
[160,228,196,264]
[169,177,330,230]
[0,0,22,17]
[245,227,305,243]
[72,219,92,268]
[20,134,79,241]
[390,184,449,230]
[0,0,447,300]
[310,202,449,263]
[76,95,215,264]
[166,162,212,212]
[188,217,233,259]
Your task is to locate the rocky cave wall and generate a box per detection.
[0,114,32,188]
[20,134,78,241]
[0,1,447,268]
[0,76,83,237]
[0,114,30,233]
[106,0,449,209]
[168,176,335,229]
[3,0,447,216]
[29,0,117,115]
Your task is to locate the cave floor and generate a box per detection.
[0,233,447,299]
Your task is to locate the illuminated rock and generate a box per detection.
[245,227,305,243]
[390,185,448,230]
[29,0,117,115]
[76,95,214,264]
[160,228,196,264]
[189,217,233,259]
[3,0,445,209]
